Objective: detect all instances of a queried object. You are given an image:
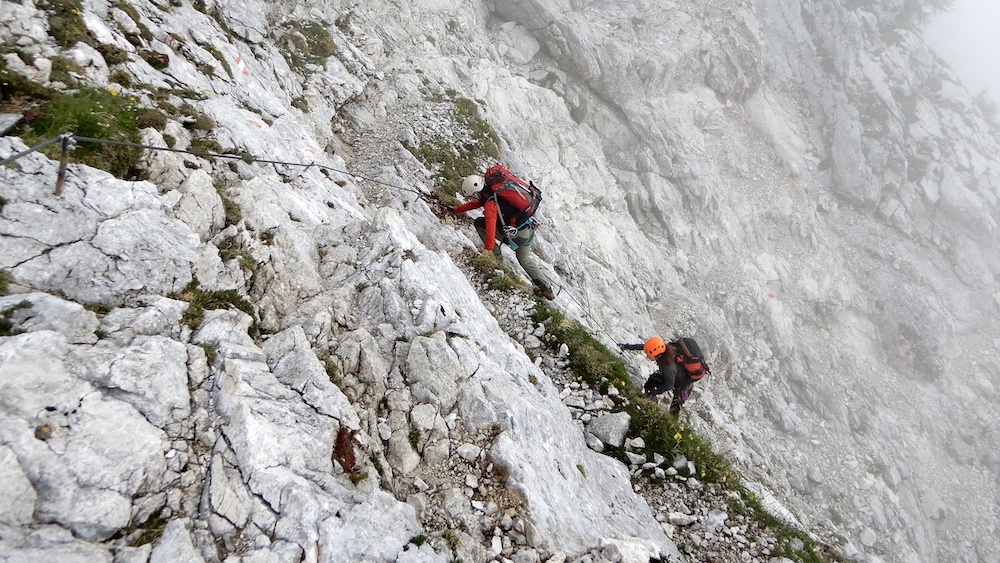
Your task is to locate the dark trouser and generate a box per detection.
[669,383,694,417]
[474,217,550,291]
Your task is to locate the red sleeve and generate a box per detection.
[453,199,483,214]
[482,199,498,251]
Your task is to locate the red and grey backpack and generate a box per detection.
[483,164,542,229]
[671,337,710,380]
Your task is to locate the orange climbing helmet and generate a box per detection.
[643,336,667,360]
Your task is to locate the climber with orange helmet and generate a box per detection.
[618,336,711,417]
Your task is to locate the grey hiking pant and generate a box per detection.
[474,217,550,291]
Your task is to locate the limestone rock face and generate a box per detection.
[0,165,198,304]
[0,0,998,562]
[0,331,168,542]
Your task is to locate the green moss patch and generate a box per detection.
[277,21,336,72]
[10,87,143,178]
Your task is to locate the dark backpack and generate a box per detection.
[484,164,542,228]
[671,337,710,380]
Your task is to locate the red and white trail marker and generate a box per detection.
[234,54,250,76]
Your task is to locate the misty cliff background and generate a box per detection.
[1,0,998,562]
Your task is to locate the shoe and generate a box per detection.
[533,286,555,300]
[669,398,683,417]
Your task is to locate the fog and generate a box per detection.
[923,0,1000,102]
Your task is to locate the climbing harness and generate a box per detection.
[500,217,537,250]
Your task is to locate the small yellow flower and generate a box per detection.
[673,432,682,441]
[722,475,727,483]
[107,88,118,96]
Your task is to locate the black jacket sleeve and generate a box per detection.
[645,361,683,395]
[643,371,666,395]
[619,343,643,351]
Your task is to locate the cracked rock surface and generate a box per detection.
[2,0,999,561]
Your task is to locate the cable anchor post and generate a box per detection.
[297,160,315,181]
[54,133,76,196]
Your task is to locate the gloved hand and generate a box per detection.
[617,343,626,350]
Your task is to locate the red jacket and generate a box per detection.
[453,165,532,251]
[453,197,501,251]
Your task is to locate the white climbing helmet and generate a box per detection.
[461,175,484,197]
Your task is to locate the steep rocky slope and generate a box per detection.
[2,0,998,562]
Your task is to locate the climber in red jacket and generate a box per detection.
[452,165,554,300]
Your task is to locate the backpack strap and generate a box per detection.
[491,192,509,230]
[491,185,535,230]
[676,338,695,360]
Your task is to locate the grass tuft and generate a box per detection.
[126,510,167,546]
[170,277,256,336]
[470,252,523,292]
[83,302,113,316]
[38,0,94,48]
[0,300,32,336]
[9,87,144,178]
[278,21,336,72]
[442,529,460,552]
[199,342,217,365]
